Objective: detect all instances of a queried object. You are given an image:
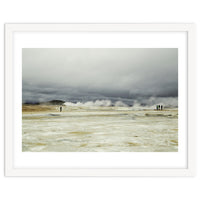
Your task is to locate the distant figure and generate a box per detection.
[60,106,62,112]
[156,104,164,110]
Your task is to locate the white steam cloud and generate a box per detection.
[64,100,112,107]
[63,97,178,109]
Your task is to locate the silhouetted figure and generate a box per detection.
[156,104,164,110]
[60,106,62,112]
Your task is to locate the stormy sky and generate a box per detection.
[22,48,178,106]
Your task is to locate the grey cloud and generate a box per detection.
[22,48,178,106]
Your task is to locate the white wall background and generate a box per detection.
[0,1,199,200]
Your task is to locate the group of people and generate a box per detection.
[156,104,163,110]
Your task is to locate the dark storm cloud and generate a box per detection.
[22,48,178,103]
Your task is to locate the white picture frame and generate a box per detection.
[5,23,196,177]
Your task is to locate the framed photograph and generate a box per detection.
[5,23,195,176]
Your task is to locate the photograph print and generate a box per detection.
[22,48,178,152]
